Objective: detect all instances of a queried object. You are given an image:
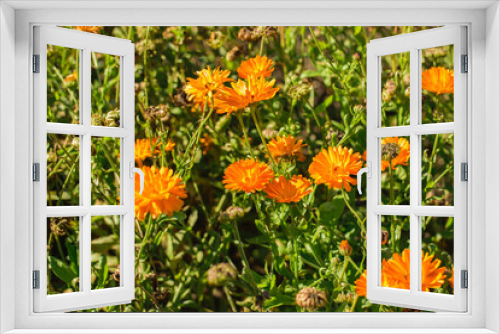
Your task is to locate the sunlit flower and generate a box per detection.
[215,76,279,114]
[263,175,313,203]
[422,67,454,95]
[448,268,454,290]
[75,26,102,34]
[382,249,446,291]
[135,138,175,166]
[199,133,213,155]
[381,137,410,171]
[222,159,274,193]
[64,70,78,83]
[339,240,353,256]
[308,146,363,192]
[267,135,307,162]
[355,269,394,297]
[135,167,187,221]
[185,66,233,112]
[237,55,274,79]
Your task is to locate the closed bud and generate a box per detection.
[72,137,80,151]
[382,89,392,102]
[381,230,390,245]
[404,87,411,97]
[219,206,245,222]
[353,104,365,114]
[262,128,279,139]
[384,80,397,95]
[288,82,312,101]
[47,150,58,163]
[339,240,353,257]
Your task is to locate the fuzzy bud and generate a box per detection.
[207,263,238,287]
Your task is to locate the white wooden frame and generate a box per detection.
[33,26,135,312]
[1,1,499,333]
[366,26,467,312]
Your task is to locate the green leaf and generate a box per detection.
[300,70,323,78]
[97,254,108,288]
[319,195,345,225]
[66,240,79,275]
[263,293,296,311]
[49,256,77,284]
[354,26,363,35]
[90,235,119,253]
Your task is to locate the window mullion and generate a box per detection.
[409,47,421,294]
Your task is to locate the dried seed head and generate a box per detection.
[226,44,247,62]
[288,82,312,101]
[173,87,190,107]
[91,114,104,126]
[49,217,70,236]
[112,264,120,282]
[238,27,260,42]
[152,290,169,302]
[104,109,120,127]
[207,263,238,287]
[296,287,327,311]
[339,240,353,257]
[381,142,400,161]
[381,230,390,245]
[145,105,169,122]
[219,206,245,223]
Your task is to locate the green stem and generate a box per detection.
[231,221,260,295]
[337,256,350,286]
[224,286,238,312]
[250,108,276,166]
[350,295,359,312]
[388,162,397,253]
[143,26,151,108]
[236,113,255,159]
[136,215,154,269]
[305,99,326,143]
[259,37,266,56]
[342,189,366,233]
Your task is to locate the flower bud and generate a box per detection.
[207,263,238,287]
[47,150,58,163]
[404,87,411,97]
[145,105,169,122]
[339,240,353,257]
[295,287,327,311]
[384,80,397,95]
[262,128,278,140]
[72,137,80,151]
[353,104,365,114]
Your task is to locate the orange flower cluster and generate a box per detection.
[354,249,447,297]
[135,138,175,167]
[135,167,187,221]
[308,146,363,192]
[64,70,78,83]
[223,159,275,194]
[422,67,454,95]
[264,175,313,203]
[267,135,307,162]
[184,56,279,115]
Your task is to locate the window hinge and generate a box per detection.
[33,54,40,73]
[461,54,468,73]
[461,270,468,289]
[33,270,40,289]
[33,163,40,182]
[461,162,468,181]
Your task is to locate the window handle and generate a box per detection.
[357,162,371,195]
[129,162,144,194]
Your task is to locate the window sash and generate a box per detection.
[33,26,136,313]
[366,26,467,312]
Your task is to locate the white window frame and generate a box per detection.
[1,2,499,333]
[33,26,136,312]
[365,26,467,312]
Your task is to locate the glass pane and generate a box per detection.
[380,52,410,127]
[91,52,120,127]
[421,216,454,294]
[47,217,80,294]
[47,45,80,124]
[91,215,120,290]
[91,137,121,205]
[421,45,454,124]
[380,215,410,290]
[380,136,410,205]
[47,134,80,206]
[421,133,454,206]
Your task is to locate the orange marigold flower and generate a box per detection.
[355,269,394,297]
[422,67,454,95]
[75,26,102,34]
[339,240,353,257]
[199,133,213,155]
[135,167,187,221]
[223,159,274,193]
[267,135,307,162]
[215,76,279,114]
[135,138,175,166]
[382,249,446,292]
[448,268,454,290]
[64,70,78,83]
[263,175,313,203]
[185,66,233,112]
[381,137,410,171]
[237,55,274,79]
[308,146,363,192]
